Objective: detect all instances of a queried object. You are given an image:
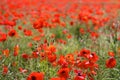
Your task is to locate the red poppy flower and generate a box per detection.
[70,21,74,26]
[78,49,90,58]
[79,28,85,35]
[32,51,39,58]
[18,26,22,30]
[40,52,46,60]
[2,66,8,75]
[32,36,41,41]
[58,68,70,79]
[65,53,74,65]
[77,60,90,69]
[27,72,44,80]
[8,29,17,37]
[106,57,116,68]
[4,20,16,26]
[24,29,32,36]
[108,52,115,57]
[89,52,99,62]
[52,17,60,23]
[2,49,9,57]
[48,54,57,63]
[77,60,98,70]
[33,21,40,29]
[48,45,56,53]
[57,56,68,67]
[33,18,45,29]
[74,70,86,80]
[90,32,99,39]
[0,32,7,42]
[22,53,29,59]
[13,45,19,56]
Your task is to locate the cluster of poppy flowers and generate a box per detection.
[0,0,120,80]
[1,43,117,80]
[26,48,116,80]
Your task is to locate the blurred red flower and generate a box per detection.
[106,57,116,68]
[58,68,70,79]
[2,66,8,75]
[8,29,17,37]
[78,49,90,58]
[0,32,7,42]
[27,72,44,80]
[24,29,32,36]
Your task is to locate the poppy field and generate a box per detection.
[0,0,120,80]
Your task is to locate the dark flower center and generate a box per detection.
[61,71,66,74]
[83,51,86,54]
[31,76,36,80]
[42,55,44,57]
[67,55,70,58]
[78,72,81,76]
[11,32,15,36]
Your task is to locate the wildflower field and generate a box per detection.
[0,0,120,80]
